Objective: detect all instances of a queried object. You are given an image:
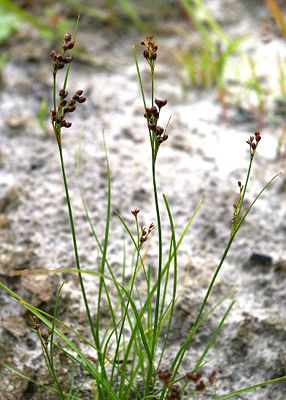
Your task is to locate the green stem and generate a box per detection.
[144,153,163,396]
[39,335,65,399]
[156,194,178,371]
[236,149,254,226]
[118,247,141,397]
[59,144,108,397]
[95,137,110,390]
[218,375,286,399]
[53,72,57,111]
[57,145,99,358]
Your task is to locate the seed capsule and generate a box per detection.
[64,33,72,42]
[67,41,75,49]
[63,56,72,64]
[59,89,68,98]
[78,96,86,103]
[49,49,57,60]
[155,98,167,109]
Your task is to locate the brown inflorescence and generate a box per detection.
[185,368,217,395]
[50,33,87,144]
[144,102,168,149]
[131,208,140,217]
[158,369,173,384]
[140,35,158,67]
[50,87,86,130]
[140,222,155,246]
[186,370,203,382]
[166,384,182,400]
[50,32,74,75]
[208,370,217,385]
[32,316,52,345]
[140,36,169,157]
[195,380,206,392]
[246,131,261,155]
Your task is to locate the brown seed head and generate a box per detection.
[50,49,57,60]
[78,96,87,103]
[67,41,75,49]
[64,33,72,42]
[155,98,168,109]
[68,105,77,113]
[156,126,164,136]
[186,370,203,382]
[63,56,72,64]
[141,35,158,64]
[148,122,157,131]
[208,370,217,385]
[255,131,261,142]
[61,120,72,128]
[59,89,68,98]
[195,380,206,392]
[158,369,173,383]
[143,49,149,59]
[131,208,140,217]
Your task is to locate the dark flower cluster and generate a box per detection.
[50,33,75,75]
[50,88,86,129]
[49,33,87,144]
[140,222,155,246]
[140,36,169,157]
[166,384,182,400]
[246,131,261,155]
[131,207,140,217]
[32,315,52,346]
[145,99,168,147]
[158,369,181,400]
[158,369,173,384]
[140,35,158,70]
[186,369,217,393]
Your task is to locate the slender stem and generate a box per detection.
[49,283,64,393]
[58,143,109,399]
[95,136,111,386]
[118,246,141,397]
[218,375,286,399]
[132,45,147,109]
[145,133,163,397]
[57,146,98,350]
[151,68,155,107]
[236,150,253,224]
[59,144,109,397]
[39,335,65,399]
[53,72,57,111]
[156,194,178,375]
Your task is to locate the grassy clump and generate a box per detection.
[0,28,284,400]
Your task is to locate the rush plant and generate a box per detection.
[0,31,285,400]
